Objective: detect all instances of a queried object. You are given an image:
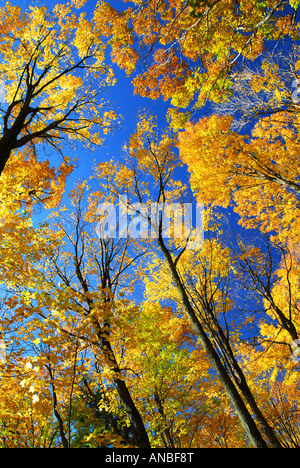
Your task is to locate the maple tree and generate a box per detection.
[1,112,300,448]
[95,0,300,127]
[93,115,285,448]
[178,53,300,345]
[1,180,152,448]
[0,176,226,448]
[2,104,300,447]
[1,0,300,451]
[0,0,117,180]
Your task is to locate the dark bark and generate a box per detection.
[73,241,150,449]
[46,364,69,449]
[204,304,282,448]
[157,236,271,449]
[96,329,151,448]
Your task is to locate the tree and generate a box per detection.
[179,110,300,247]
[178,50,300,348]
[0,1,117,177]
[212,46,300,129]
[94,114,284,448]
[0,179,152,448]
[1,111,300,447]
[95,0,300,128]
[0,172,229,448]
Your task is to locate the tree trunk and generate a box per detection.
[0,145,12,176]
[158,237,270,448]
[74,253,151,448]
[212,312,282,447]
[96,329,151,448]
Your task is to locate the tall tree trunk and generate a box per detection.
[46,364,69,449]
[74,254,151,448]
[96,329,151,448]
[158,237,271,449]
[0,145,12,176]
[212,312,282,447]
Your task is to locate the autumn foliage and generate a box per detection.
[0,0,300,449]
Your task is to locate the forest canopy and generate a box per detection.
[0,0,300,449]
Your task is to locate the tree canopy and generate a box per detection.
[0,0,300,449]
